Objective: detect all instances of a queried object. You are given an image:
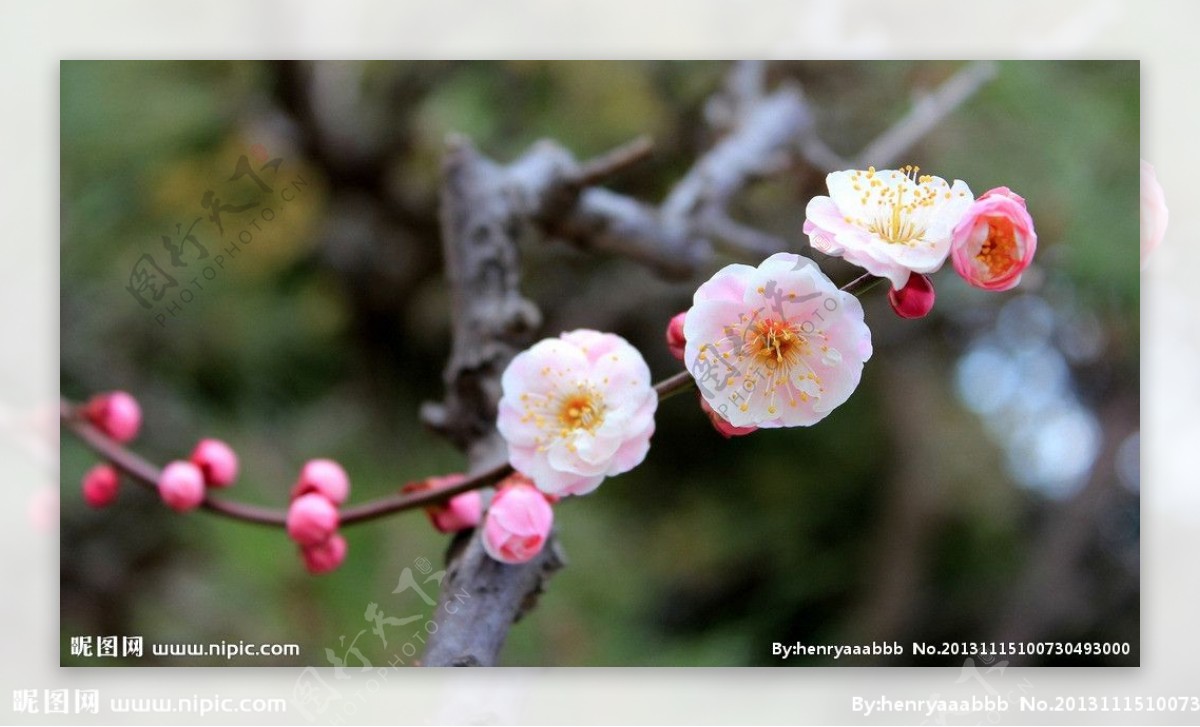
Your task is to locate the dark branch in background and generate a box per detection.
[663,64,812,258]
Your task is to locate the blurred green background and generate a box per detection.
[60,61,1139,666]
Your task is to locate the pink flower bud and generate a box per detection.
[950,187,1037,292]
[1141,159,1168,267]
[432,491,483,533]
[886,273,936,319]
[190,438,239,488]
[301,533,348,575]
[83,391,142,443]
[698,395,757,438]
[666,312,687,361]
[82,463,120,508]
[292,459,350,505]
[481,480,554,565]
[286,493,340,547]
[404,474,483,533]
[157,460,205,512]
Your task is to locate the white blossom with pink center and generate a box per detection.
[497,330,657,497]
[804,166,974,289]
[683,253,873,428]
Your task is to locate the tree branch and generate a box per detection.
[60,399,515,527]
[60,372,700,532]
[852,60,999,168]
[419,132,562,666]
[60,61,997,669]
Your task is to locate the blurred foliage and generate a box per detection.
[60,61,1138,666]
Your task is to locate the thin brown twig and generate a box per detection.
[841,272,886,297]
[60,368,710,530]
[569,135,655,189]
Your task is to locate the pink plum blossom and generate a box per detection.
[83,391,142,443]
[497,329,657,497]
[481,478,554,565]
[82,463,120,508]
[698,395,757,438]
[157,460,206,512]
[949,187,1037,291]
[301,533,348,574]
[683,252,872,429]
[286,493,340,547]
[1141,159,1168,267]
[887,273,936,319]
[804,166,974,289]
[665,312,687,361]
[403,474,483,533]
[190,438,239,488]
[292,458,350,505]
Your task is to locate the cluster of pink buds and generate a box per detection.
[287,459,350,575]
[79,391,143,507]
[78,392,243,514]
[401,474,482,534]
[158,439,240,512]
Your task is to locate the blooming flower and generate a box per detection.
[497,329,657,497]
[804,166,974,289]
[949,186,1037,291]
[481,477,554,565]
[886,273,936,319]
[1141,159,1168,268]
[698,395,757,438]
[683,252,872,428]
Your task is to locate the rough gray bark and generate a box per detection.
[418,136,565,667]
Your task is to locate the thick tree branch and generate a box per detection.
[419,133,563,667]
